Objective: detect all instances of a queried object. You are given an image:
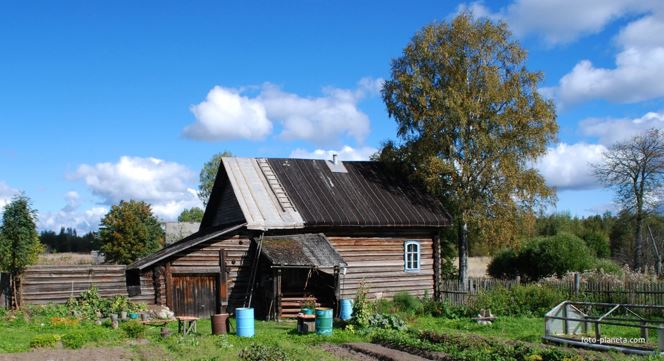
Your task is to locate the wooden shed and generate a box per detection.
[128,157,450,319]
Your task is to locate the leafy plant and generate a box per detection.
[367,313,407,331]
[110,295,129,313]
[121,320,146,338]
[238,343,288,361]
[349,281,372,328]
[392,292,422,314]
[61,331,87,349]
[29,334,60,348]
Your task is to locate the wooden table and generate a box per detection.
[176,316,200,335]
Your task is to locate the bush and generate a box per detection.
[592,258,621,274]
[519,233,595,281]
[487,248,520,279]
[61,331,87,349]
[238,343,288,361]
[422,299,468,318]
[392,292,422,314]
[471,284,566,317]
[121,320,146,338]
[583,232,611,258]
[30,334,60,348]
[350,282,372,328]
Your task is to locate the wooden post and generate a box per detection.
[333,266,340,316]
[658,325,664,352]
[275,269,282,321]
[219,250,228,313]
[433,234,442,301]
[165,263,173,309]
[272,269,278,321]
[574,273,581,298]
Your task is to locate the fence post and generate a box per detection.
[658,325,664,353]
[515,275,521,285]
[574,273,581,298]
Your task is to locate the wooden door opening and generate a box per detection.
[171,273,219,318]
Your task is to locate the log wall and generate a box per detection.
[19,265,154,305]
[162,235,252,310]
[329,237,434,299]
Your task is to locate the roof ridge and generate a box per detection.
[256,158,298,213]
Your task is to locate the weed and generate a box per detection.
[121,320,146,338]
[29,334,60,348]
[61,331,87,349]
[238,342,288,361]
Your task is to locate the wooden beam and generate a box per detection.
[334,266,341,316]
[219,249,228,313]
[164,262,173,309]
[433,234,441,301]
[276,268,282,321]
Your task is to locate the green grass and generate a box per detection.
[413,316,544,342]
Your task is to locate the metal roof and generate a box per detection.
[268,158,450,228]
[261,233,346,268]
[222,157,305,231]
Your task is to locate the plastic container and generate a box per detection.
[315,308,333,336]
[339,299,353,321]
[235,308,254,337]
[301,307,315,315]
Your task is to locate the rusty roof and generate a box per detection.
[261,233,346,268]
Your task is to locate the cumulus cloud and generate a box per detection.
[535,143,607,190]
[580,111,664,145]
[0,181,18,209]
[289,145,378,161]
[39,191,108,233]
[183,78,382,145]
[183,86,272,141]
[457,0,651,45]
[74,156,202,221]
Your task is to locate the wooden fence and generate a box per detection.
[441,277,664,306]
[2,265,155,306]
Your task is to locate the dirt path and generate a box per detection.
[322,344,381,361]
[0,346,130,361]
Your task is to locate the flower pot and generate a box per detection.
[301,307,315,315]
[110,314,118,322]
[140,312,148,321]
[120,311,128,321]
[128,312,139,320]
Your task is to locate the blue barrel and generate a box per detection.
[236,308,254,337]
[339,299,353,321]
[315,308,333,336]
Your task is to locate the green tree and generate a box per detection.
[99,200,164,264]
[177,207,204,222]
[198,151,233,206]
[380,14,557,285]
[593,129,664,270]
[0,194,43,308]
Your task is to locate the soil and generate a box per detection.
[0,346,130,361]
[322,344,381,361]
[342,343,434,361]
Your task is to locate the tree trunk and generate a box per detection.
[457,218,469,290]
[634,209,644,271]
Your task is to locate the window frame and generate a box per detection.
[404,240,421,272]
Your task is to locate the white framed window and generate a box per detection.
[404,240,420,272]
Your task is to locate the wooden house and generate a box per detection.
[127,157,450,319]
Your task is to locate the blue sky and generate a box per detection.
[2,0,664,232]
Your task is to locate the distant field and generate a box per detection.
[451,256,491,277]
[37,253,95,265]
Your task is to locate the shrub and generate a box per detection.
[471,284,566,317]
[487,248,520,279]
[121,320,146,338]
[30,334,60,348]
[27,303,69,318]
[422,299,468,318]
[238,343,288,361]
[582,232,611,258]
[61,331,87,349]
[592,258,621,274]
[392,292,422,314]
[518,233,595,281]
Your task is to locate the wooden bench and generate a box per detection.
[176,316,200,335]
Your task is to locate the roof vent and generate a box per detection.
[325,154,348,173]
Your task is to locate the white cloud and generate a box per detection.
[183,86,272,141]
[457,1,651,45]
[535,143,607,190]
[289,145,378,161]
[39,191,108,233]
[0,181,18,209]
[182,78,381,145]
[74,156,202,221]
[580,111,664,144]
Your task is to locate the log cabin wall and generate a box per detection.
[159,235,253,311]
[329,236,434,299]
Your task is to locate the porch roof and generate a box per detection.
[260,233,346,269]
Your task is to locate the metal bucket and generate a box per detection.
[236,308,254,337]
[315,308,333,336]
[339,299,353,321]
[211,313,229,335]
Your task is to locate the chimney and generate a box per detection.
[332,153,338,165]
